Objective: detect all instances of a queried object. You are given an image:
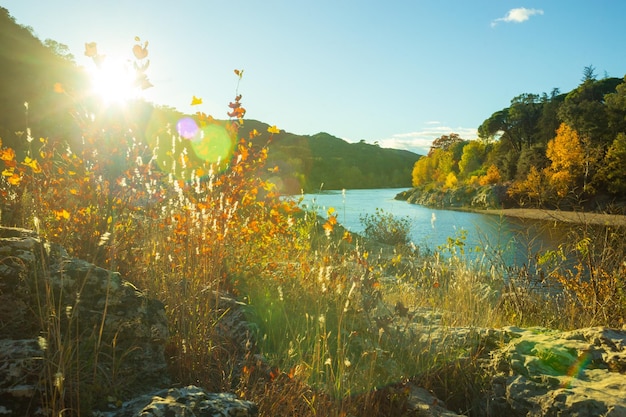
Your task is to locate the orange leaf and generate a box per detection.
[7,174,21,185]
[84,42,98,57]
[132,42,149,59]
[53,82,65,93]
[0,148,15,161]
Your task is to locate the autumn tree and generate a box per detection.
[427,133,464,156]
[479,164,501,186]
[545,123,585,198]
[507,166,547,207]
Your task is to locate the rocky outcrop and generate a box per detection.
[395,184,513,210]
[486,326,626,417]
[370,306,626,416]
[0,226,170,414]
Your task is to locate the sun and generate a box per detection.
[89,58,137,105]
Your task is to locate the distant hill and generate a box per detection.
[237,120,420,193]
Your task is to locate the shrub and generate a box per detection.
[359,208,411,246]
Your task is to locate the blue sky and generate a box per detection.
[3,1,626,154]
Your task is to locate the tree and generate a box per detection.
[458,140,486,179]
[478,94,542,153]
[545,123,585,198]
[599,133,626,194]
[558,76,622,144]
[605,75,626,135]
[428,133,464,156]
[44,39,75,61]
[479,164,501,186]
[507,166,547,207]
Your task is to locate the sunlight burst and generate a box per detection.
[89,59,137,104]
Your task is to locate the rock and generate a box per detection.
[406,386,464,416]
[487,326,626,416]
[96,385,257,417]
[0,227,169,414]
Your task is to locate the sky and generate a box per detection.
[3,1,626,155]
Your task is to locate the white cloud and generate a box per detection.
[377,125,478,155]
[491,8,544,27]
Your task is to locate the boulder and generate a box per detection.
[96,385,257,417]
[0,227,169,414]
[486,326,626,416]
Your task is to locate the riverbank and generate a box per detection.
[475,207,626,227]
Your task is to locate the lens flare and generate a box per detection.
[190,124,235,165]
[176,117,199,139]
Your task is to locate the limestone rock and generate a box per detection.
[97,386,257,417]
[487,326,626,416]
[0,227,169,414]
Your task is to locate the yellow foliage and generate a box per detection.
[444,171,458,189]
[479,164,501,186]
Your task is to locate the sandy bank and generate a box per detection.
[477,208,626,227]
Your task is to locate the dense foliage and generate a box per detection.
[410,69,626,212]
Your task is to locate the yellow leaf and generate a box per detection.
[267,125,280,134]
[7,174,21,185]
[190,96,203,106]
[107,216,113,224]
[22,157,42,173]
[2,169,14,176]
[54,209,70,220]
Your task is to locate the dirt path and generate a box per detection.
[477,208,626,227]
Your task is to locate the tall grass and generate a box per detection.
[1,70,625,417]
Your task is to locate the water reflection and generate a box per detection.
[295,188,571,269]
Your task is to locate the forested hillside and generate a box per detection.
[407,68,626,212]
[237,120,419,193]
[0,7,88,150]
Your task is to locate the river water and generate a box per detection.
[291,188,571,268]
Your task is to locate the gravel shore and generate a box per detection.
[477,208,626,227]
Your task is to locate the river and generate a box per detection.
[291,188,572,268]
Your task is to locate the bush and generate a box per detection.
[359,208,411,246]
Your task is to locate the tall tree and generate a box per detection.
[545,123,586,198]
[599,133,626,194]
